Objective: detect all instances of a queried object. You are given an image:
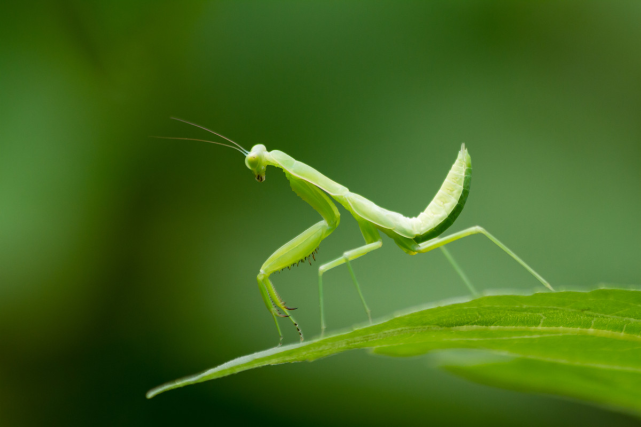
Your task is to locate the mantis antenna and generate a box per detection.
[151,136,247,155]
[170,117,249,154]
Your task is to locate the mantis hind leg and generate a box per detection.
[415,226,553,291]
[317,221,382,336]
[439,246,479,296]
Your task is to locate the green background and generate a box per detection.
[1,1,640,426]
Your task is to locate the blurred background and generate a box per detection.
[1,1,640,426]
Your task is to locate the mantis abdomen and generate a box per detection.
[341,145,471,242]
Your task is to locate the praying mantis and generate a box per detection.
[159,118,554,344]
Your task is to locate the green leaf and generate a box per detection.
[147,288,641,414]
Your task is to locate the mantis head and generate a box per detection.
[245,144,268,182]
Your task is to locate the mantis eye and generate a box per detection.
[246,155,259,169]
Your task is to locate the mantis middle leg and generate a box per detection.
[317,220,382,336]
[414,226,553,291]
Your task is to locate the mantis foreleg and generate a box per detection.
[415,226,553,291]
[257,174,341,344]
[257,220,335,343]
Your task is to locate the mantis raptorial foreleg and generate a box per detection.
[256,174,341,343]
[257,220,335,343]
[256,278,284,338]
[415,226,554,291]
[317,221,382,336]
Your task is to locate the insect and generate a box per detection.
[159,118,553,344]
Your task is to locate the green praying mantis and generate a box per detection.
[159,118,554,345]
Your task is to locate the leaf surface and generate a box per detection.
[147,289,641,414]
